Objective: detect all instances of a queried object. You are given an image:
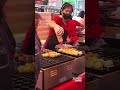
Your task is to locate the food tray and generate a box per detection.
[86,49,120,75]
[55,46,85,57]
[57,50,84,57]
[14,58,35,73]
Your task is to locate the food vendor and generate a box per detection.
[44,2,84,51]
[78,11,85,35]
[73,10,85,26]
[78,11,85,26]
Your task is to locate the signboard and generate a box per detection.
[63,0,74,3]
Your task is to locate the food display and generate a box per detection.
[85,48,120,75]
[14,53,35,73]
[17,62,35,73]
[58,48,83,56]
[41,51,61,58]
[86,52,114,69]
[14,53,34,64]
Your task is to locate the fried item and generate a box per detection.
[104,60,113,68]
[17,62,35,73]
[58,48,83,56]
[86,52,114,69]
[42,51,61,58]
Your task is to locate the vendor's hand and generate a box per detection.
[73,42,79,47]
[66,36,70,43]
[54,25,64,36]
[57,36,63,44]
[80,29,85,34]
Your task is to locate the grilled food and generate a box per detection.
[58,48,83,56]
[42,51,61,58]
[17,62,35,73]
[86,52,114,69]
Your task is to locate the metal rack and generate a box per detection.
[35,4,84,16]
[35,4,61,13]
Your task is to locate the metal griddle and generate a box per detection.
[86,48,120,75]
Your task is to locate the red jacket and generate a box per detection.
[44,16,81,48]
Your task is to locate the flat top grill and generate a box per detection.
[93,49,120,65]
[40,55,75,69]
[86,48,120,75]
